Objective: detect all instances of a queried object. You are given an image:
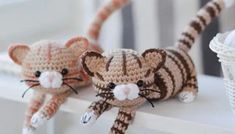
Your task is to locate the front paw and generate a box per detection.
[80,111,97,126]
[22,126,35,134]
[31,112,48,128]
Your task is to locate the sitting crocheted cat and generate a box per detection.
[8,37,97,134]
[80,0,235,133]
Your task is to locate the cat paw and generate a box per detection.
[178,91,196,103]
[22,126,35,134]
[80,111,97,126]
[31,112,48,128]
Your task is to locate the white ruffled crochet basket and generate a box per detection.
[210,32,235,114]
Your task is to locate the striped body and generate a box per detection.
[154,48,196,100]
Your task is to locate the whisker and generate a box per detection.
[20,80,39,83]
[22,84,40,98]
[96,92,113,97]
[63,77,83,81]
[138,93,155,108]
[63,82,78,94]
[140,89,161,93]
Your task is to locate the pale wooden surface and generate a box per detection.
[0,74,235,134]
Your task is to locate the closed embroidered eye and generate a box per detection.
[108,82,116,89]
[34,71,41,77]
[137,80,144,87]
[61,68,69,75]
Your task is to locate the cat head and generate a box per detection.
[81,49,166,107]
[8,37,91,94]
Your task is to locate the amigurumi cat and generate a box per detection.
[8,37,98,134]
[80,0,235,133]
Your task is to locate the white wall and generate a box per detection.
[0,0,84,51]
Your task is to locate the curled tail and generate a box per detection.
[177,0,235,52]
[87,0,130,46]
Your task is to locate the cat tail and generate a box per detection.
[176,0,235,52]
[87,0,130,47]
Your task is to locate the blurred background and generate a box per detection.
[0,0,235,133]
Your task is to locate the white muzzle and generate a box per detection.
[113,84,140,101]
[39,71,63,89]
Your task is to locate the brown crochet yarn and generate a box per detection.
[80,0,233,134]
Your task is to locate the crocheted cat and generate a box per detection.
[8,37,99,134]
[80,0,235,133]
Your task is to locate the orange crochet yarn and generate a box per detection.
[8,37,98,134]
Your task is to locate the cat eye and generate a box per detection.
[137,80,144,87]
[108,82,116,89]
[34,71,41,77]
[61,68,69,75]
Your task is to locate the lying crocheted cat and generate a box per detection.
[80,0,235,133]
[8,37,98,134]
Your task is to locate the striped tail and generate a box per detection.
[87,0,130,46]
[176,0,235,52]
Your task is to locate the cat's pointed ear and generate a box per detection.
[81,51,105,76]
[8,44,30,65]
[65,37,89,57]
[142,49,166,71]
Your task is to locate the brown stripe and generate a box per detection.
[95,72,104,81]
[182,50,195,68]
[162,66,175,96]
[119,111,132,119]
[205,5,216,18]
[196,15,207,26]
[145,69,151,77]
[122,51,127,75]
[212,1,221,12]
[178,39,191,49]
[94,84,110,91]
[132,54,142,68]
[111,127,124,134]
[154,73,167,100]
[106,56,113,71]
[168,49,190,80]
[115,119,129,128]
[182,32,195,42]
[167,54,185,84]
[190,21,202,33]
[185,83,198,89]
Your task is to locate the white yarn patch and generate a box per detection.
[113,84,139,101]
[224,0,235,8]
[224,30,235,48]
[39,71,63,89]
[80,111,97,126]
[178,91,196,103]
[31,112,48,128]
[22,127,35,134]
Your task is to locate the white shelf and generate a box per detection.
[0,74,235,134]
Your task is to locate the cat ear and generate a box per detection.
[8,44,30,65]
[81,51,105,76]
[65,37,89,57]
[142,49,166,71]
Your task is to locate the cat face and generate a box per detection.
[9,37,90,94]
[82,49,166,107]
